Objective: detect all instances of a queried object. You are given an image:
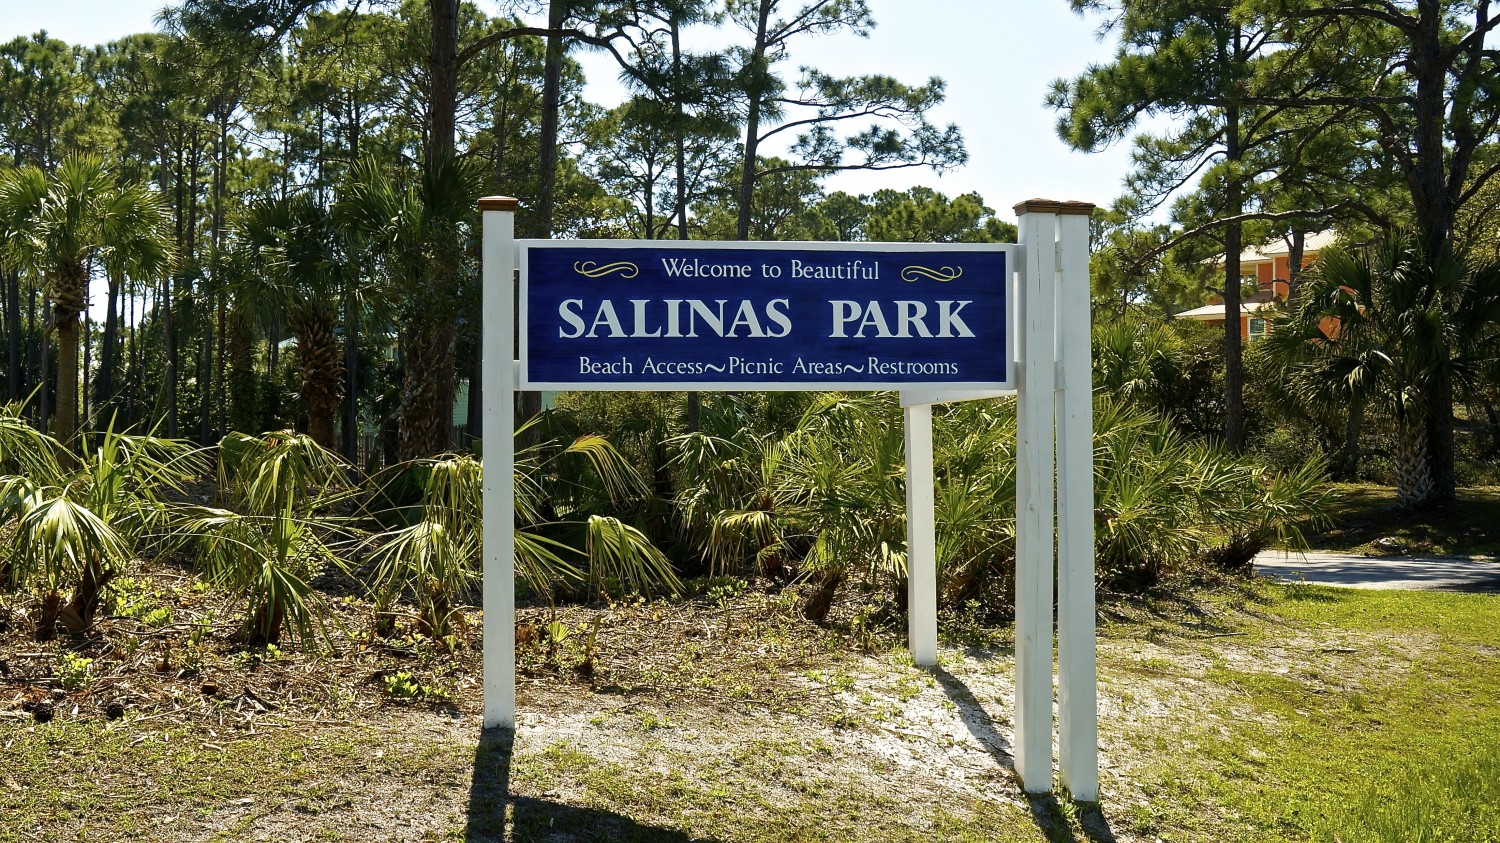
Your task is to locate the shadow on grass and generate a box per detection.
[931,667,1117,843]
[465,727,717,843]
[1279,581,1347,602]
[1096,572,1290,641]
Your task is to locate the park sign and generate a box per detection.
[518,241,1012,391]
[484,196,1098,802]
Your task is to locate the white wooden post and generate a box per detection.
[480,197,518,730]
[1054,202,1098,801]
[1013,200,1059,792]
[903,403,938,666]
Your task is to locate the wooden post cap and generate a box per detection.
[1013,199,1095,216]
[478,196,520,212]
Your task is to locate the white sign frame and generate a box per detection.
[479,196,1098,802]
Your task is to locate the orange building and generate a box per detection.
[1175,231,1336,340]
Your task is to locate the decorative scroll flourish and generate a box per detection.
[573,260,640,279]
[901,265,963,283]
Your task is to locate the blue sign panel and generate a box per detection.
[520,242,1010,390]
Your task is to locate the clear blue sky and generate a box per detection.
[3,0,1146,218]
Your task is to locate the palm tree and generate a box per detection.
[336,153,479,460]
[0,156,173,441]
[1269,236,1500,509]
[237,195,346,447]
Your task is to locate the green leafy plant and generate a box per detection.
[381,670,452,702]
[56,651,93,690]
[0,412,199,636]
[177,431,354,647]
[366,423,677,642]
[3,481,130,638]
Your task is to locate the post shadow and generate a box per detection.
[465,727,720,842]
[929,666,1116,843]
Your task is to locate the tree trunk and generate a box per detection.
[1222,56,1245,453]
[54,312,79,441]
[247,598,287,647]
[1425,366,1456,505]
[60,558,114,634]
[215,115,230,441]
[1339,392,1364,481]
[800,567,845,624]
[515,0,568,450]
[1402,4,1464,511]
[1222,214,1244,453]
[398,321,457,460]
[396,0,463,460]
[344,287,360,461]
[217,289,227,439]
[266,313,281,431]
[1406,3,1452,264]
[428,0,460,164]
[51,260,88,441]
[36,591,62,641]
[227,300,257,434]
[465,334,482,446]
[81,309,90,428]
[519,390,542,446]
[735,1,773,240]
[308,409,336,449]
[126,281,138,426]
[535,0,567,239]
[97,270,120,410]
[36,290,49,430]
[1393,408,1435,511]
[165,138,183,439]
[1287,229,1305,304]
[672,15,689,240]
[199,303,213,445]
[6,270,21,401]
[163,273,177,437]
[295,315,344,450]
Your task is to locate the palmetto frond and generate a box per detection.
[178,506,336,646]
[11,492,131,595]
[0,404,65,481]
[585,515,681,599]
[174,431,355,646]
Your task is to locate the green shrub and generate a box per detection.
[672,392,1333,615]
[178,431,353,647]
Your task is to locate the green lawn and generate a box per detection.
[2,583,1497,842]
[1304,483,1500,556]
[1104,584,1500,843]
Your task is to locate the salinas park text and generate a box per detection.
[520,242,1010,390]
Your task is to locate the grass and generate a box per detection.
[2,582,1497,842]
[1102,582,1500,843]
[1304,482,1500,556]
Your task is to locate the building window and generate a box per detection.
[1248,317,1267,341]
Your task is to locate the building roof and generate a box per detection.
[1236,230,1339,264]
[1176,288,1283,321]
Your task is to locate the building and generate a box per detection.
[1175,231,1337,340]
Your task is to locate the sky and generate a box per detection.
[1,0,1148,218]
